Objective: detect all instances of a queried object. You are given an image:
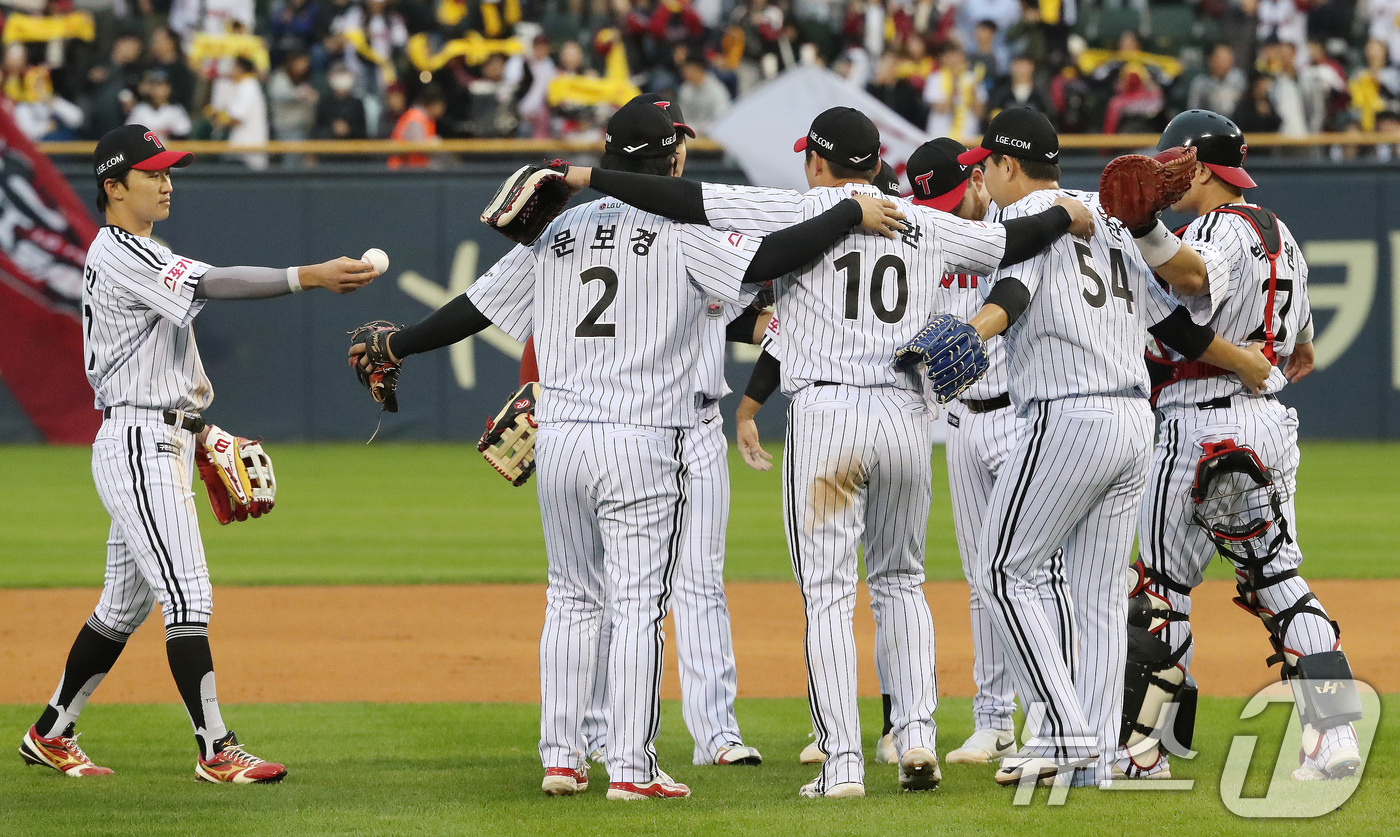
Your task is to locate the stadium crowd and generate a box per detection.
[2,0,1399,163]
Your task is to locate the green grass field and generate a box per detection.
[3,441,1397,586]
[2,442,1397,835]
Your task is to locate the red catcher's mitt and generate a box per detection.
[1098,146,1198,231]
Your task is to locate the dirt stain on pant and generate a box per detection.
[807,458,867,530]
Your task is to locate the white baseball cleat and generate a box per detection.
[995,753,1076,786]
[897,747,942,791]
[874,733,898,765]
[946,729,1016,764]
[713,744,763,765]
[799,778,865,799]
[1293,745,1361,781]
[799,733,826,764]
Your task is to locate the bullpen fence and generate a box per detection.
[1,158,1397,442]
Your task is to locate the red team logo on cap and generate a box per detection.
[914,171,935,196]
[145,132,164,149]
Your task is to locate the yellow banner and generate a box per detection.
[1,12,95,44]
[406,31,523,72]
[187,33,270,72]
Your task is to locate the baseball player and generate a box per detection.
[561,106,1097,797]
[19,125,378,783]
[349,98,904,800]
[1109,110,1360,781]
[948,108,1272,787]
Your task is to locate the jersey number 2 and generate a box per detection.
[576,266,618,338]
[835,251,908,323]
[1075,242,1134,312]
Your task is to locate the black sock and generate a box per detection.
[882,694,893,736]
[35,617,130,738]
[165,623,228,759]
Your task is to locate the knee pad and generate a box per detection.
[1233,567,1340,677]
[1121,624,1197,762]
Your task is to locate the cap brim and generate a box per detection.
[675,122,696,139]
[793,136,808,153]
[1203,162,1256,189]
[913,178,969,213]
[957,146,993,165]
[132,150,194,171]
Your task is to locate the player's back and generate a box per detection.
[995,188,1177,412]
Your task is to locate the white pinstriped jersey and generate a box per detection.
[989,189,1178,414]
[694,299,752,402]
[701,182,1007,395]
[82,226,214,412]
[467,198,759,428]
[1152,206,1310,410]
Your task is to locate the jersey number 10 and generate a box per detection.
[835,251,909,323]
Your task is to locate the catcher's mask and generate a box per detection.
[1189,439,1290,567]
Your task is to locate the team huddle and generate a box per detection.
[20,100,1362,798]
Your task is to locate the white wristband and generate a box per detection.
[1132,220,1183,268]
[287,266,303,293]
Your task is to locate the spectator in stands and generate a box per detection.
[678,56,732,134]
[1367,0,1400,66]
[146,27,196,112]
[1256,0,1308,65]
[334,0,408,95]
[127,69,193,141]
[1350,39,1400,131]
[1233,71,1284,140]
[316,61,369,139]
[463,53,521,138]
[987,54,1053,121]
[5,46,84,142]
[1265,40,1309,138]
[867,51,926,127]
[1006,0,1049,66]
[1188,43,1247,117]
[170,0,257,40]
[1302,37,1350,131]
[389,83,446,168]
[1050,62,1093,133]
[270,0,327,62]
[1102,63,1165,134]
[268,50,319,140]
[517,34,558,138]
[1374,109,1400,160]
[924,42,985,139]
[83,33,144,139]
[958,0,1022,62]
[210,55,270,169]
[967,20,1005,84]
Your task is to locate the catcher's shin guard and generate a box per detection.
[1121,561,1197,767]
[1290,651,1364,756]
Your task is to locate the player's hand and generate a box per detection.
[736,418,772,471]
[302,257,379,294]
[1237,341,1272,394]
[348,332,399,369]
[1283,340,1314,383]
[1053,196,1095,240]
[854,194,906,239]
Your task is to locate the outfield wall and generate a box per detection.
[2,160,1397,441]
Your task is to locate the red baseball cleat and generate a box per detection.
[607,771,691,800]
[541,766,589,795]
[19,725,114,777]
[195,732,287,784]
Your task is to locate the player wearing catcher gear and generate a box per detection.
[348,98,904,800]
[20,125,378,783]
[948,108,1273,788]
[1103,110,1360,782]
[561,106,1098,798]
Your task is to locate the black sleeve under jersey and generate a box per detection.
[1148,305,1216,360]
[589,169,707,224]
[744,199,862,283]
[743,349,781,404]
[999,206,1072,267]
[390,294,493,358]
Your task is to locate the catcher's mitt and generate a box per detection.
[348,320,402,412]
[481,160,571,246]
[1099,146,1198,232]
[893,314,989,404]
[478,382,541,486]
[196,425,276,525]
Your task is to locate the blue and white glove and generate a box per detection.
[893,314,990,404]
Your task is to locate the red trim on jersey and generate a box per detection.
[519,335,539,386]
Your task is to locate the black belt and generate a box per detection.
[102,407,206,434]
[962,393,1011,414]
[1194,394,1277,410]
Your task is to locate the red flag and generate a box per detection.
[0,107,102,443]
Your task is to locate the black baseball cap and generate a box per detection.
[605,96,682,158]
[875,160,900,197]
[793,106,881,170]
[959,107,1059,166]
[93,124,193,185]
[639,92,696,139]
[907,138,972,211]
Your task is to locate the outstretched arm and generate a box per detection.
[566,166,707,223]
[196,258,378,299]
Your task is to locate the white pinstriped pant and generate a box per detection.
[580,403,746,764]
[973,395,1153,782]
[784,384,938,791]
[534,421,689,784]
[1138,398,1339,677]
[944,401,1073,733]
[90,409,212,632]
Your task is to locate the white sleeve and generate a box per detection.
[103,233,210,326]
[466,244,536,341]
[1179,212,1245,322]
[679,224,761,303]
[925,209,1007,277]
[701,183,809,235]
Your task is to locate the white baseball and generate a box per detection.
[362,248,390,274]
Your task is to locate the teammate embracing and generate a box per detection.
[1105,110,1361,781]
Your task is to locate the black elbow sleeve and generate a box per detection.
[984,278,1031,327]
[726,309,762,343]
[744,350,781,404]
[999,206,1071,267]
[1148,306,1216,360]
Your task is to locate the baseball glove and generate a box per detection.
[196,425,276,524]
[1099,146,1198,232]
[478,382,541,486]
[893,314,990,404]
[481,160,572,246]
[348,320,402,412]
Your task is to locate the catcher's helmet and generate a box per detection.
[1157,109,1256,189]
[1189,439,1290,567]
